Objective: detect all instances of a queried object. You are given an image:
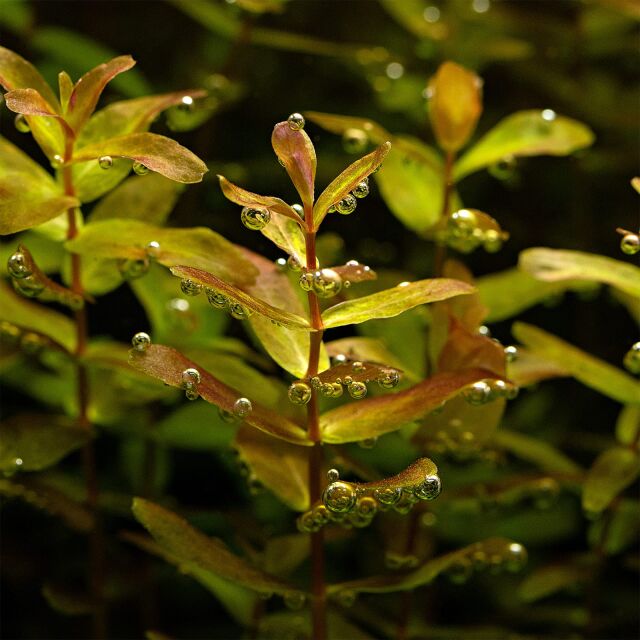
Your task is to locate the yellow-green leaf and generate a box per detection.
[322,278,475,329]
[615,405,640,446]
[218,175,300,221]
[454,110,595,181]
[304,111,391,144]
[518,564,588,603]
[260,213,306,264]
[513,322,640,405]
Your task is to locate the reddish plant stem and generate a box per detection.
[304,220,327,640]
[63,152,106,639]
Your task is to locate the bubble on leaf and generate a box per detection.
[448,209,477,238]
[229,302,252,320]
[181,367,201,387]
[541,109,557,122]
[504,345,518,362]
[329,382,343,398]
[343,375,353,385]
[14,457,23,467]
[218,408,238,424]
[287,256,302,272]
[472,0,490,13]
[288,381,312,405]
[297,511,316,533]
[20,331,45,354]
[14,114,30,133]
[385,62,404,80]
[133,161,149,175]
[533,477,560,510]
[471,548,488,571]
[323,481,357,513]
[378,369,400,389]
[446,557,473,584]
[206,289,228,309]
[351,361,365,373]
[7,252,31,279]
[374,486,402,505]
[320,382,334,397]
[287,113,305,131]
[13,275,44,298]
[131,332,151,351]
[233,397,253,418]
[312,504,330,525]
[463,381,492,405]
[355,496,378,518]
[299,271,314,292]
[352,180,370,199]
[327,468,340,483]
[478,325,491,337]
[179,95,194,111]
[310,376,322,389]
[180,279,203,297]
[335,194,357,215]
[620,234,640,255]
[337,590,356,608]
[185,388,199,401]
[51,155,64,169]
[342,128,368,154]
[414,475,442,500]
[119,257,149,280]
[98,155,113,170]
[348,381,367,399]
[313,269,342,298]
[241,206,271,231]
[357,437,377,449]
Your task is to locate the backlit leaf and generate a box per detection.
[0,137,78,235]
[320,368,498,443]
[235,425,309,511]
[582,446,640,513]
[129,344,310,445]
[260,213,306,264]
[132,498,294,595]
[71,132,208,183]
[271,121,316,210]
[322,278,475,329]
[312,142,390,227]
[454,110,595,181]
[520,248,640,299]
[513,322,640,404]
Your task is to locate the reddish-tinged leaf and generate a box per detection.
[313,142,391,227]
[66,55,136,133]
[440,260,487,329]
[325,337,413,379]
[322,278,475,329]
[330,261,376,284]
[5,88,61,117]
[71,133,208,183]
[218,175,300,221]
[129,344,310,445]
[235,425,309,511]
[320,368,498,443]
[306,359,401,386]
[170,265,311,330]
[271,121,316,210]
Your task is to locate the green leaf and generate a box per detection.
[477,267,598,322]
[322,278,475,329]
[615,405,640,446]
[0,414,89,472]
[373,136,445,234]
[271,121,316,210]
[129,344,310,445]
[583,446,640,513]
[520,248,640,299]
[312,142,390,227]
[170,265,311,330]
[89,172,184,224]
[260,213,306,264]
[589,499,640,556]
[518,564,588,603]
[507,348,569,388]
[0,280,76,351]
[132,498,294,595]
[0,136,78,235]
[71,132,208,183]
[320,368,497,444]
[235,425,309,511]
[512,322,640,405]
[454,110,595,181]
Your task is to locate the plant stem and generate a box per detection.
[304,221,327,640]
[62,152,107,639]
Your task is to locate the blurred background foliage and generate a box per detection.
[0,0,638,639]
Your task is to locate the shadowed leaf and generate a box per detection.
[513,322,640,404]
[42,584,95,616]
[322,278,475,329]
[589,499,640,556]
[518,564,588,603]
[320,368,498,443]
[454,110,595,181]
[128,344,310,445]
[583,447,640,513]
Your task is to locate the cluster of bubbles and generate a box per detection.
[7,249,83,310]
[117,241,163,281]
[438,209,508,254]
[97,155,148,176]
[445,541,527,585]
[620,232,640,256]
[623,341,640,375]
[298,268,343,299]
[297,467,441,534]
[177,279,253,321]
[0,320,51,356]
[462,378,519,405]
[327,176,372,218]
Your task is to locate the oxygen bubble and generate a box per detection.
[145,241,161,259]
[330,382,343,398]
[185,388,200,401]
[489,155,517,180]
[347,381,367,399]
[541,109,557,122]
[66,293,84,311]
[98,155,113,170]
[483,229,503,253]
[206,289,228,309]
[287,113,305,131]
[343,376,353,385]
[333,353,348,364]
[313,269,342,298]
[505,542,527,572]
[385,552,404,570]
[51,155,64,169]
[14,275,44,298]
[14,114,30,133]
[179,95,194,110]
[423,5,440,22]
[181,368,201,388]
[218,408,239,424]
[310,376,321,389]
[297,511,316,533]
[533,477,560,510]
[287,256,302,271]
[229,303,252,320]
[7,252,31,279]
[327,468,340,483]
[241,206,271,231]
[132,332,151,351]
[335,194,357,215]
[284,590,306,610]
[14,457,23,467]
[351,361,365,373]
[119,257,149,280]
[233,397,253,418]
[342,128,368,154]
[393,496,414,515]
[491,379,508,397]
[414,475,442,500]
[337,589,356,608]
[299,272,314,292]
[323,481,357,513]
[448,209,477,237]
[321,382,334,397]
[275,257,288,271]
[504,383,519,400]
[291,204,304,218]
[288,381,312,405]
[312,504,330,525]
[463,381,491,405]
[471,549,488,571]
[133,161,149,175]
[478,325,491,337]
[180,279,202,296]
[378,369,400,389]
[352,180,370,199]
[374,486,402,505]
[356,496,378,518]
[446,557,473,584]
[421,512,437,528]
[620,234,640,255]
[504,345,518,362]
[624,342,640,374]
